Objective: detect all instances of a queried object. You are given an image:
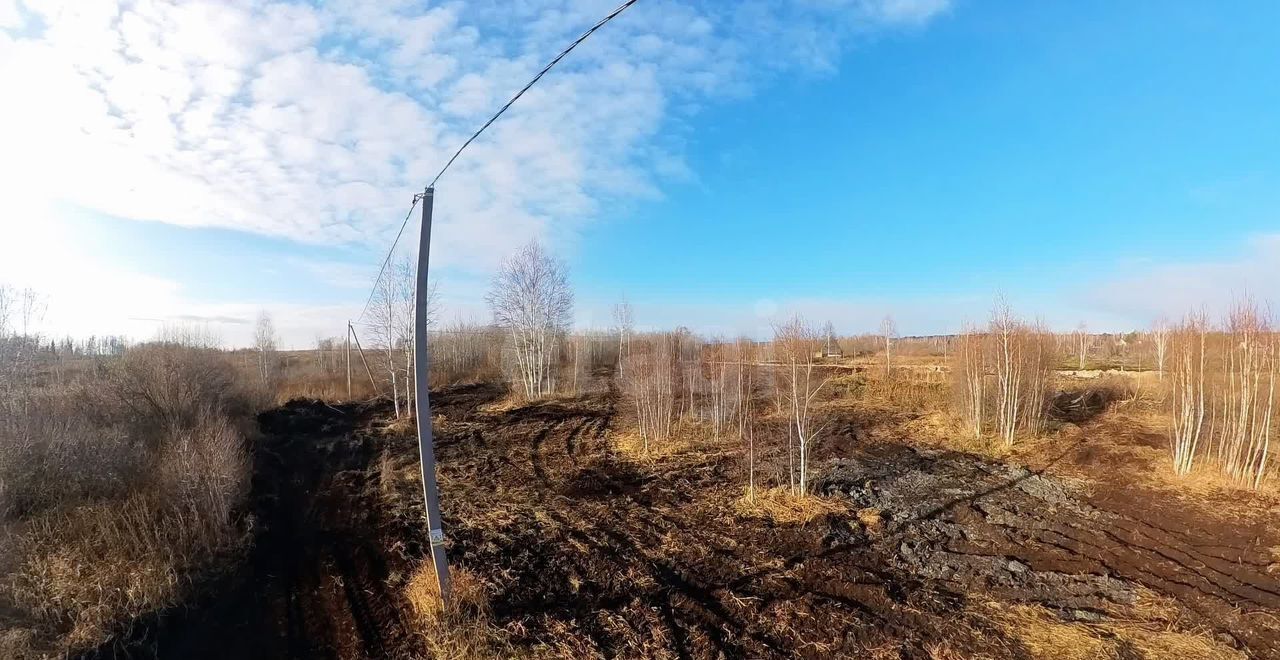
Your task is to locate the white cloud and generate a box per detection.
[0,0,950,344]
[1,0,950,267]
[1077,233,1280,326]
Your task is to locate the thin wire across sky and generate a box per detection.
[356,0,641,325]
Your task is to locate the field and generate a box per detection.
[67,361,1280,659]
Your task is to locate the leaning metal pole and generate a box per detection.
[412,186,451,601]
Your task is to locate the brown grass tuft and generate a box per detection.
[402,564,511,659]
[857,507,884,533]
[612,421,727,463]
[734,487,847,525]
[984,601,1244,660]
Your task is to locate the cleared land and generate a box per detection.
[80,377,1279,659]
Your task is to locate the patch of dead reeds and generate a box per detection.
[733,487,847,525]
[402,564,513,659]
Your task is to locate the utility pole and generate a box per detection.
[346,321,352,399]
[349,325,380,394]
[413,186,451,601]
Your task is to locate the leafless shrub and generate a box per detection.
[950,302,1052,446]
[92,343,259,438]
[0,389,140,519]
[1212,301,1276,487]
[952,323,986,438]
[990,302,1054,446]
[620,333,676,453]
[0,343,252,655]
[1072,322,1090,370]
[1159,302,1280,487]
[429,321,504,387]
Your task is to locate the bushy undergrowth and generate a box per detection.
[0,343,256,657]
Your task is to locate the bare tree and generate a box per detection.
[880,315,897,378]
[991,301,1022,447]
[254,311,278,385]
[486,241,573,399]
[986,300,1052,447]
[1215,301,1275,487]
[1073,322,1089,370]
[1168,312,1208,476]
[0,285,14,337]
[368,262,405,417]
[953,322,986,439]
[702,340,731,437]
[733,338,759,501]
[1151,318,1170,381]
[613,300,633,377]
[822,320,837,357]
[774,316,830,495]
[18,287,45,337]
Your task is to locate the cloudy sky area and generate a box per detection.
[0,0,1277,347]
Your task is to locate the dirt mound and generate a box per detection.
[819,448,1135,614]
[818,444,1280,652]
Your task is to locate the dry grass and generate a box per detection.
[983,601,1244,660]
[273,371,377,405]
[733,487,847,525]
[612,421,728,463]
[0,344,254,656]
[402,564,512,659]
[1021,408,1280,521]
[475,391,579,415]
[856,507,884,533]
[826,370,950,413]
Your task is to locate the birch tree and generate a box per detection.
[486,241,573,399]
[387,256,438,415]
[1073,322,1089,370]
[18,287,44,338]
[621,333,675,453]
[1216,301,1275,487]
[1151,318,1170,381]
[0,285,12,337]
[880,315,897,378]
[1168,312,1208,476]
[368,261,406,417]
[613,300,633,376]
[734,338,759,501]
[992,302,1023,447]
[953,323,986,438]
[774,316,830,496]
[254,311,278,386]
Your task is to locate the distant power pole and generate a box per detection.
[412,187,451,601]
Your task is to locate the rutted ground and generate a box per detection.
[86,383,1279,658]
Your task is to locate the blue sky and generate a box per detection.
[1,0,1277,347]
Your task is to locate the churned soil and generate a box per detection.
[83,383,1280,658]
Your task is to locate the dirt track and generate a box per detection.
[84,384,1280,658]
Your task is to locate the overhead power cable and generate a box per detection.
[356,0,640,323]
[428,0,640,189]
[356,196,420,323]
